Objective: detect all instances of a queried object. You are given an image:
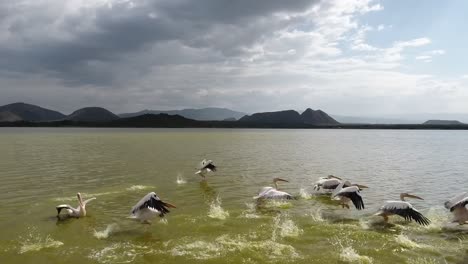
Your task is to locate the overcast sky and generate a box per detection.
[1,0,467,115]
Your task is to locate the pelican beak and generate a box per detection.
[274,178,289,183]
[356,184,369,189]
[407,194,424,200]
[329,175,342,180]
[164,202,177,208]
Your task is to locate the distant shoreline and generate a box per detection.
[2,120,468,130]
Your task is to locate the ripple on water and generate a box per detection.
[208,196,229,220]
[88,242,152,264]
[126,185,154,191]
[18,227,64,254]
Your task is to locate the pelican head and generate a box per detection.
[77,192,83,205]
[273,178,288,189]
[400,193,424,201]
[164,202,177,208]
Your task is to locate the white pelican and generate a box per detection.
[195,159,217,178]
[331,181,366,210]
[130,192,176,224]
[375,193,430,225]
[56,193,96,218]
[444,192,468,225]
[253,178,293,200]
[314,175,343,191]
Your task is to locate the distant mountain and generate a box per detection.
[0,111,23,122]
[67,107,119,122]
[0,102,65,122]
[112,113,200,127]
[423,120,464,125]
[301,108,339,125]
[239,110,303,124]
[239,109,339,125]
[119,107,246,121]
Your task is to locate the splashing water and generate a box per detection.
[88,242,152,264]
[299,188,312,199]
[308,207,325,223]
[93,223,119,239]
[176,174,187,184]
[19,227,63,254]
[394,234,427,249]
[272,214,303,238]
[339,246,374,264]
[240,202,261,219]
[208,196,229,220]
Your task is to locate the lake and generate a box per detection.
[0,128,467,264]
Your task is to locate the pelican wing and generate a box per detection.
[131,192,172,217]
[83,197,96,206]
[254,187,293,200]
[445,192,468,211]
[199,159,214,169]
[380,201,430,226]
[56,204,74,215]
[335,186,365,210]
[321,179,342,190]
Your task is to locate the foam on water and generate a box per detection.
[88,242,152,264]
[339,246,374,264]
[18,227,63,254]
[208,196,229,220]
[126,185,153,191]
[166,234,300,261]
[394,234,427,249]
[93,223,119,239]
[240,202,261,219]
[406,257,441,264]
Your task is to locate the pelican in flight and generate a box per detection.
[375,193,430,225]
[314,175,343,192]
[56,193,96,218]
[254,178,293,200]
[331,181,367,210]
[130,192,176,224]
[195,159,217,178]
[444,192,468,225]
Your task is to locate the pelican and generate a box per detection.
[314,175,346,192]
[331,181,367,210]
[56,193,96,218]
[130,192,176,224]
[253,178,293,200]
[195,159,216,178]
[375,193,430,225]
[444,192,468,225]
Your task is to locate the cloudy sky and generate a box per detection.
[1,0,467,115]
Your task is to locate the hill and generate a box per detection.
[0,111,23,122]
[112,113,199,127]
[423,120,464,125]
[66,107,119,122]
[119,107,246,121]
[239,110,303,124]
[301,108,339,125]
[239,109,339,125]
[0,102,65,121]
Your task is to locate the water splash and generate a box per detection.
[272,214,303,239]
[394,234,432,250]
[93,223,119,239]
[18,227,63,254]
[176,174,187,184]
[208,196,229,220]
[406,257,441,264]
[339,246,373,264]
[308,207,325,223]
[299,188,312,199]
[240,202,261,219]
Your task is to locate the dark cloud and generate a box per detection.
[0,0,318,85]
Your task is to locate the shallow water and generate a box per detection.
[0,128,468,263]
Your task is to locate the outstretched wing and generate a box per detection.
[56,204,72,215]
[381,201,430,226]
[131,192,174,217]
[336,186,365,210]
[445,193,468,211]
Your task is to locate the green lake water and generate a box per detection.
[0,128,467,264]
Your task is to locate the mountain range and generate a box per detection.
[119,107,246,121]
